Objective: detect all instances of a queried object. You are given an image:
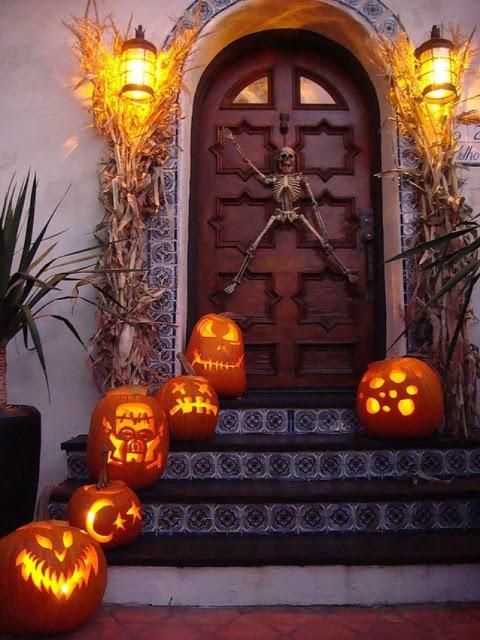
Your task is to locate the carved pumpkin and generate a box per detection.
[356,357,444,438]
[185,313,246,397]
[157,368,219,441]
[87,385,169,489]
[0,520,107,635]
[68,448,142,549]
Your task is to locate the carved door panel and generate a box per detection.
[189,32,384,389]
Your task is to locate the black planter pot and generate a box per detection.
[0,405,41,537]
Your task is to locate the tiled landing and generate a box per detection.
[2,603,480,640]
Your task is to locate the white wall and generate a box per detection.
[0,0,479,493]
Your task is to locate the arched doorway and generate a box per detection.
[188,29,385,398]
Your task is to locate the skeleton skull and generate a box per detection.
[278,147,295,174]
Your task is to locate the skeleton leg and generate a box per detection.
[297,214,358,284]
[224,215,279,294]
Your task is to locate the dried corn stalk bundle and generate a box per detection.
[374,29,479,436]
[65,2,199,389]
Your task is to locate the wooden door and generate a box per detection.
[189,31,384,390]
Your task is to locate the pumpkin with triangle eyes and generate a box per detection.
[185,313,246,397]
[356,357,444,438]
[0,520,107,635]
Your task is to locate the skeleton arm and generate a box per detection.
[222,127,271,183]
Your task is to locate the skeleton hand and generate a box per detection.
[222,127,235,141]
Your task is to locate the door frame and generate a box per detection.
[147,0,409,386]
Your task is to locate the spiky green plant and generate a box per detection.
[0,173,109,406]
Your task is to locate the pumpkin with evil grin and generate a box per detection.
[0,520,107,635]
[185,314,246,397]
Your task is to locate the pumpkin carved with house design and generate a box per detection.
[0,520,107,635]
[356,357,444,438]
[87,385,169,489]
[185,313,246,397]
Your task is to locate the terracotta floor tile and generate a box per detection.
[324,609,385,634]
[214,621,283,640]
[3,603,480,639]
[291,620,357,640]
[463,604,480,620]
[62,615,128,640]
[246,609,312,633]
[132,620,206,640]
[444,622,480,640]
[111,604,174,623]
[178,607,243,625]
[354,620,437,640]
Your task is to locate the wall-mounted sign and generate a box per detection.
[455,123,480,166]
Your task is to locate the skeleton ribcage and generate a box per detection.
[272,176,303,209]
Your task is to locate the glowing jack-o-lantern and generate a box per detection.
[68,448,142,549]
[356,357,444,438]
[157,355,220,441]
[185,313,246,397]
[87,385,169,489]
[0,520,106,635]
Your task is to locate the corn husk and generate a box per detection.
[65,1,199,389]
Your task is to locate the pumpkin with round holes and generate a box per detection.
[356,357,444,438]
[0,520,107,635]
[87,385,169,489]
[185,314,246,397]
[157,375,219,441]
[68,448,142,549]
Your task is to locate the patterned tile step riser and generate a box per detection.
[218,408,359,435]
[66,448,480,481]
[48,500,480,535]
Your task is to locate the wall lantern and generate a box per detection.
[415,25,458,104]
[120,25,157,101]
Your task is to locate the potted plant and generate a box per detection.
[0,173,108,536]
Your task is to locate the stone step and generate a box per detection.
[102,530,480,567]
[48,476,480,536]
[62,434,480,482]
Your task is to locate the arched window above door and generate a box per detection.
[223,69,274,108]
[295,69,347,109]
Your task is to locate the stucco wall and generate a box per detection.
[0,0,479,493]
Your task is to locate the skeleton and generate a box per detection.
[222,127,357,294]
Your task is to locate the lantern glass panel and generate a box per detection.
[418,46,457,103]
[121,47,156,101]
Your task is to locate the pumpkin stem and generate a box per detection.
[96,444,110,489]
[218,312,245,321]
[177,351,196,376]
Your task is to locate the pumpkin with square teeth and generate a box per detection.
[0,520,106,635]
[87,385,169,489]
[185,314,246,397]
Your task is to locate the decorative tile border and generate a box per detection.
[66,447,480,482]
[217,408,359,434]
[47,499,480,535]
